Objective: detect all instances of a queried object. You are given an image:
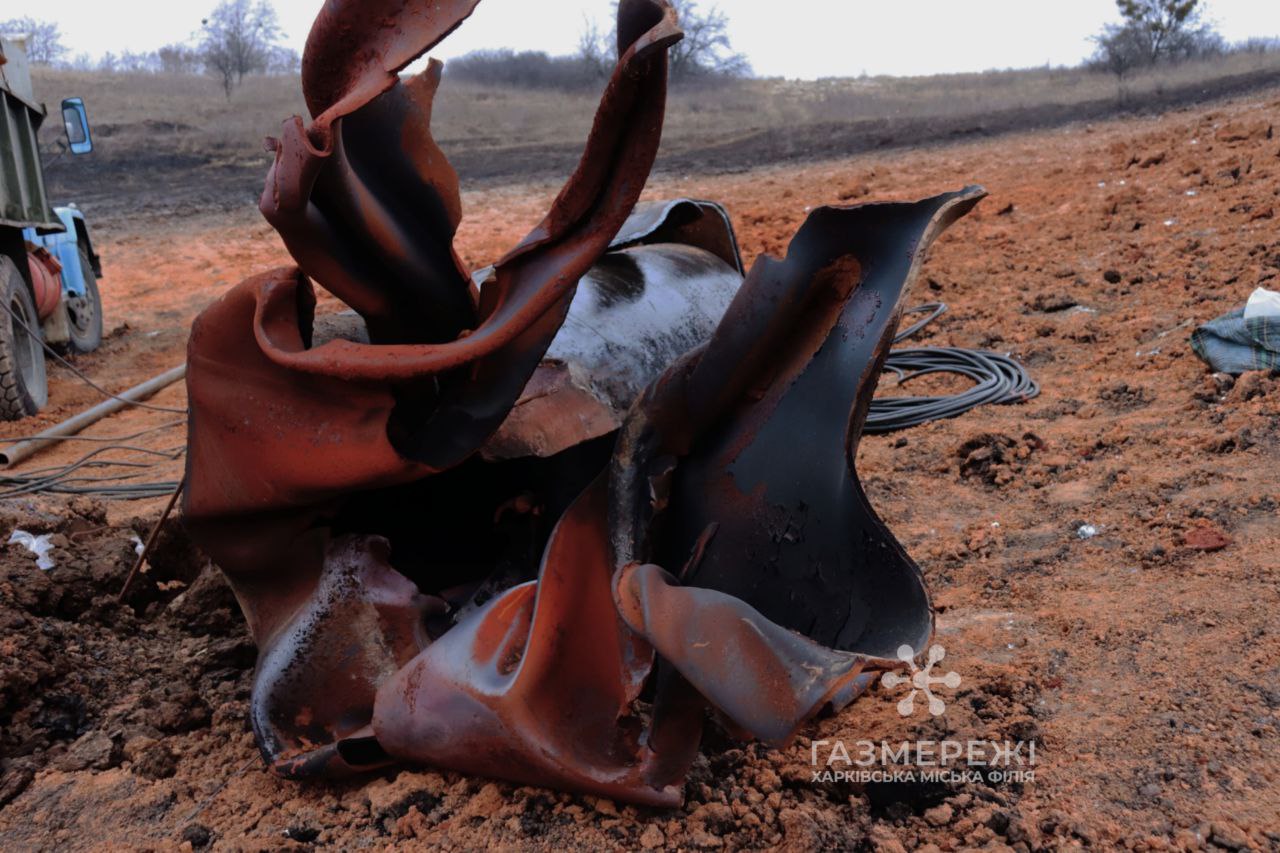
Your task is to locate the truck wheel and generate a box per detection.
[65,246,103,354]
[0,257,49,421]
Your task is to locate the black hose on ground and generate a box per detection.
[865,303,1040,434]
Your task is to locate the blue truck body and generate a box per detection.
[22,206,100,298]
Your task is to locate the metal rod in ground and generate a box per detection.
[118,475,186,603]
[0,365,187,468]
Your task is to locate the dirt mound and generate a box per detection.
[0,501,247,814]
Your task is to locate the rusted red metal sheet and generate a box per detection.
[183,0,984,804]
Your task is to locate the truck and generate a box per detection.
[0,33,102,421]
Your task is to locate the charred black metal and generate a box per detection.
[182,0,983,805]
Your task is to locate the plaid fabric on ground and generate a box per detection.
[1191,308,1280,374]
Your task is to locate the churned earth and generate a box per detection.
[0,87,1278,851]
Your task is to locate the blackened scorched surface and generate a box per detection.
[181,0,982,805]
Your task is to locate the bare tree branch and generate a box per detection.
[200,0,283,98]
[0,17,67,65]
[578,1,749,84]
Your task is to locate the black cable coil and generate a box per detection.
[865,303,1040,434]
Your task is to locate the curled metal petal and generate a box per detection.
[183,0,983,805]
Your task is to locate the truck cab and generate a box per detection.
[0,34,102,420]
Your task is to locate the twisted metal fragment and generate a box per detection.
[183,0,983,804]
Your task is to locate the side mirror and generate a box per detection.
[61,97,93,155]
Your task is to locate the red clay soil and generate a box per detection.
[1,89,1279,851]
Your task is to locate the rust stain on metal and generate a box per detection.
[183,0,986,805]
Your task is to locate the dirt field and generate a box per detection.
[1,80,1278,850]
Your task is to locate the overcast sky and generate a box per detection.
[9,0,1280,78]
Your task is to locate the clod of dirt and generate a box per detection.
[1133,149,1167,168]
[1202,427,1256,454]
[1194,372,1237,403]
[0,508,243,796]
[180,824,213,849]
[128,738,178,780]
[1182,524,1232,552]
[957,433,1043,488]
[1098,382,1153,412]
[867,825,908,853]
[380,790,443,831]
[1214,120,1273,144]
[163,564,239,636]
[639,824,665,848]
[838,183,870,201]
[1029,292,1079,313]
[0,761,35,808]
[54,731,118,772]
[121,515,207,612]
[1209,821,1255,851]
[1227,371,1276,403]
[923,803,955,827]
[1057,311,1100,343]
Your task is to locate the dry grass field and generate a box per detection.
[31,47,1280,227]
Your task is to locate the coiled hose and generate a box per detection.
[865,303,1040,433]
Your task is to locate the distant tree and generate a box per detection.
[265,45,300,74]
[65,52,94,71]
[0,17,67,65]
[667,1,750,82]
[1115,0,1201,63]
[200,0,283,97]
[578,1,750,84]
[158,43,203,74]
[1090,24,1152,84]
[1237,37,1280,55]
[577,18,612,81]
[1164,25,1224,61]
[447,49,600,90]
[116,50,161,73]
[1089,0,1223,86]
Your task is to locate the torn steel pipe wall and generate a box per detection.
[182,0,985,806]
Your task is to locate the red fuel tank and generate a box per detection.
[26,248,63,321]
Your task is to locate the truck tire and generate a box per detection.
[0,257,49,420]
[65,246,104,354]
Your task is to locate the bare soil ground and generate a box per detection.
[1,85,1279,851]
